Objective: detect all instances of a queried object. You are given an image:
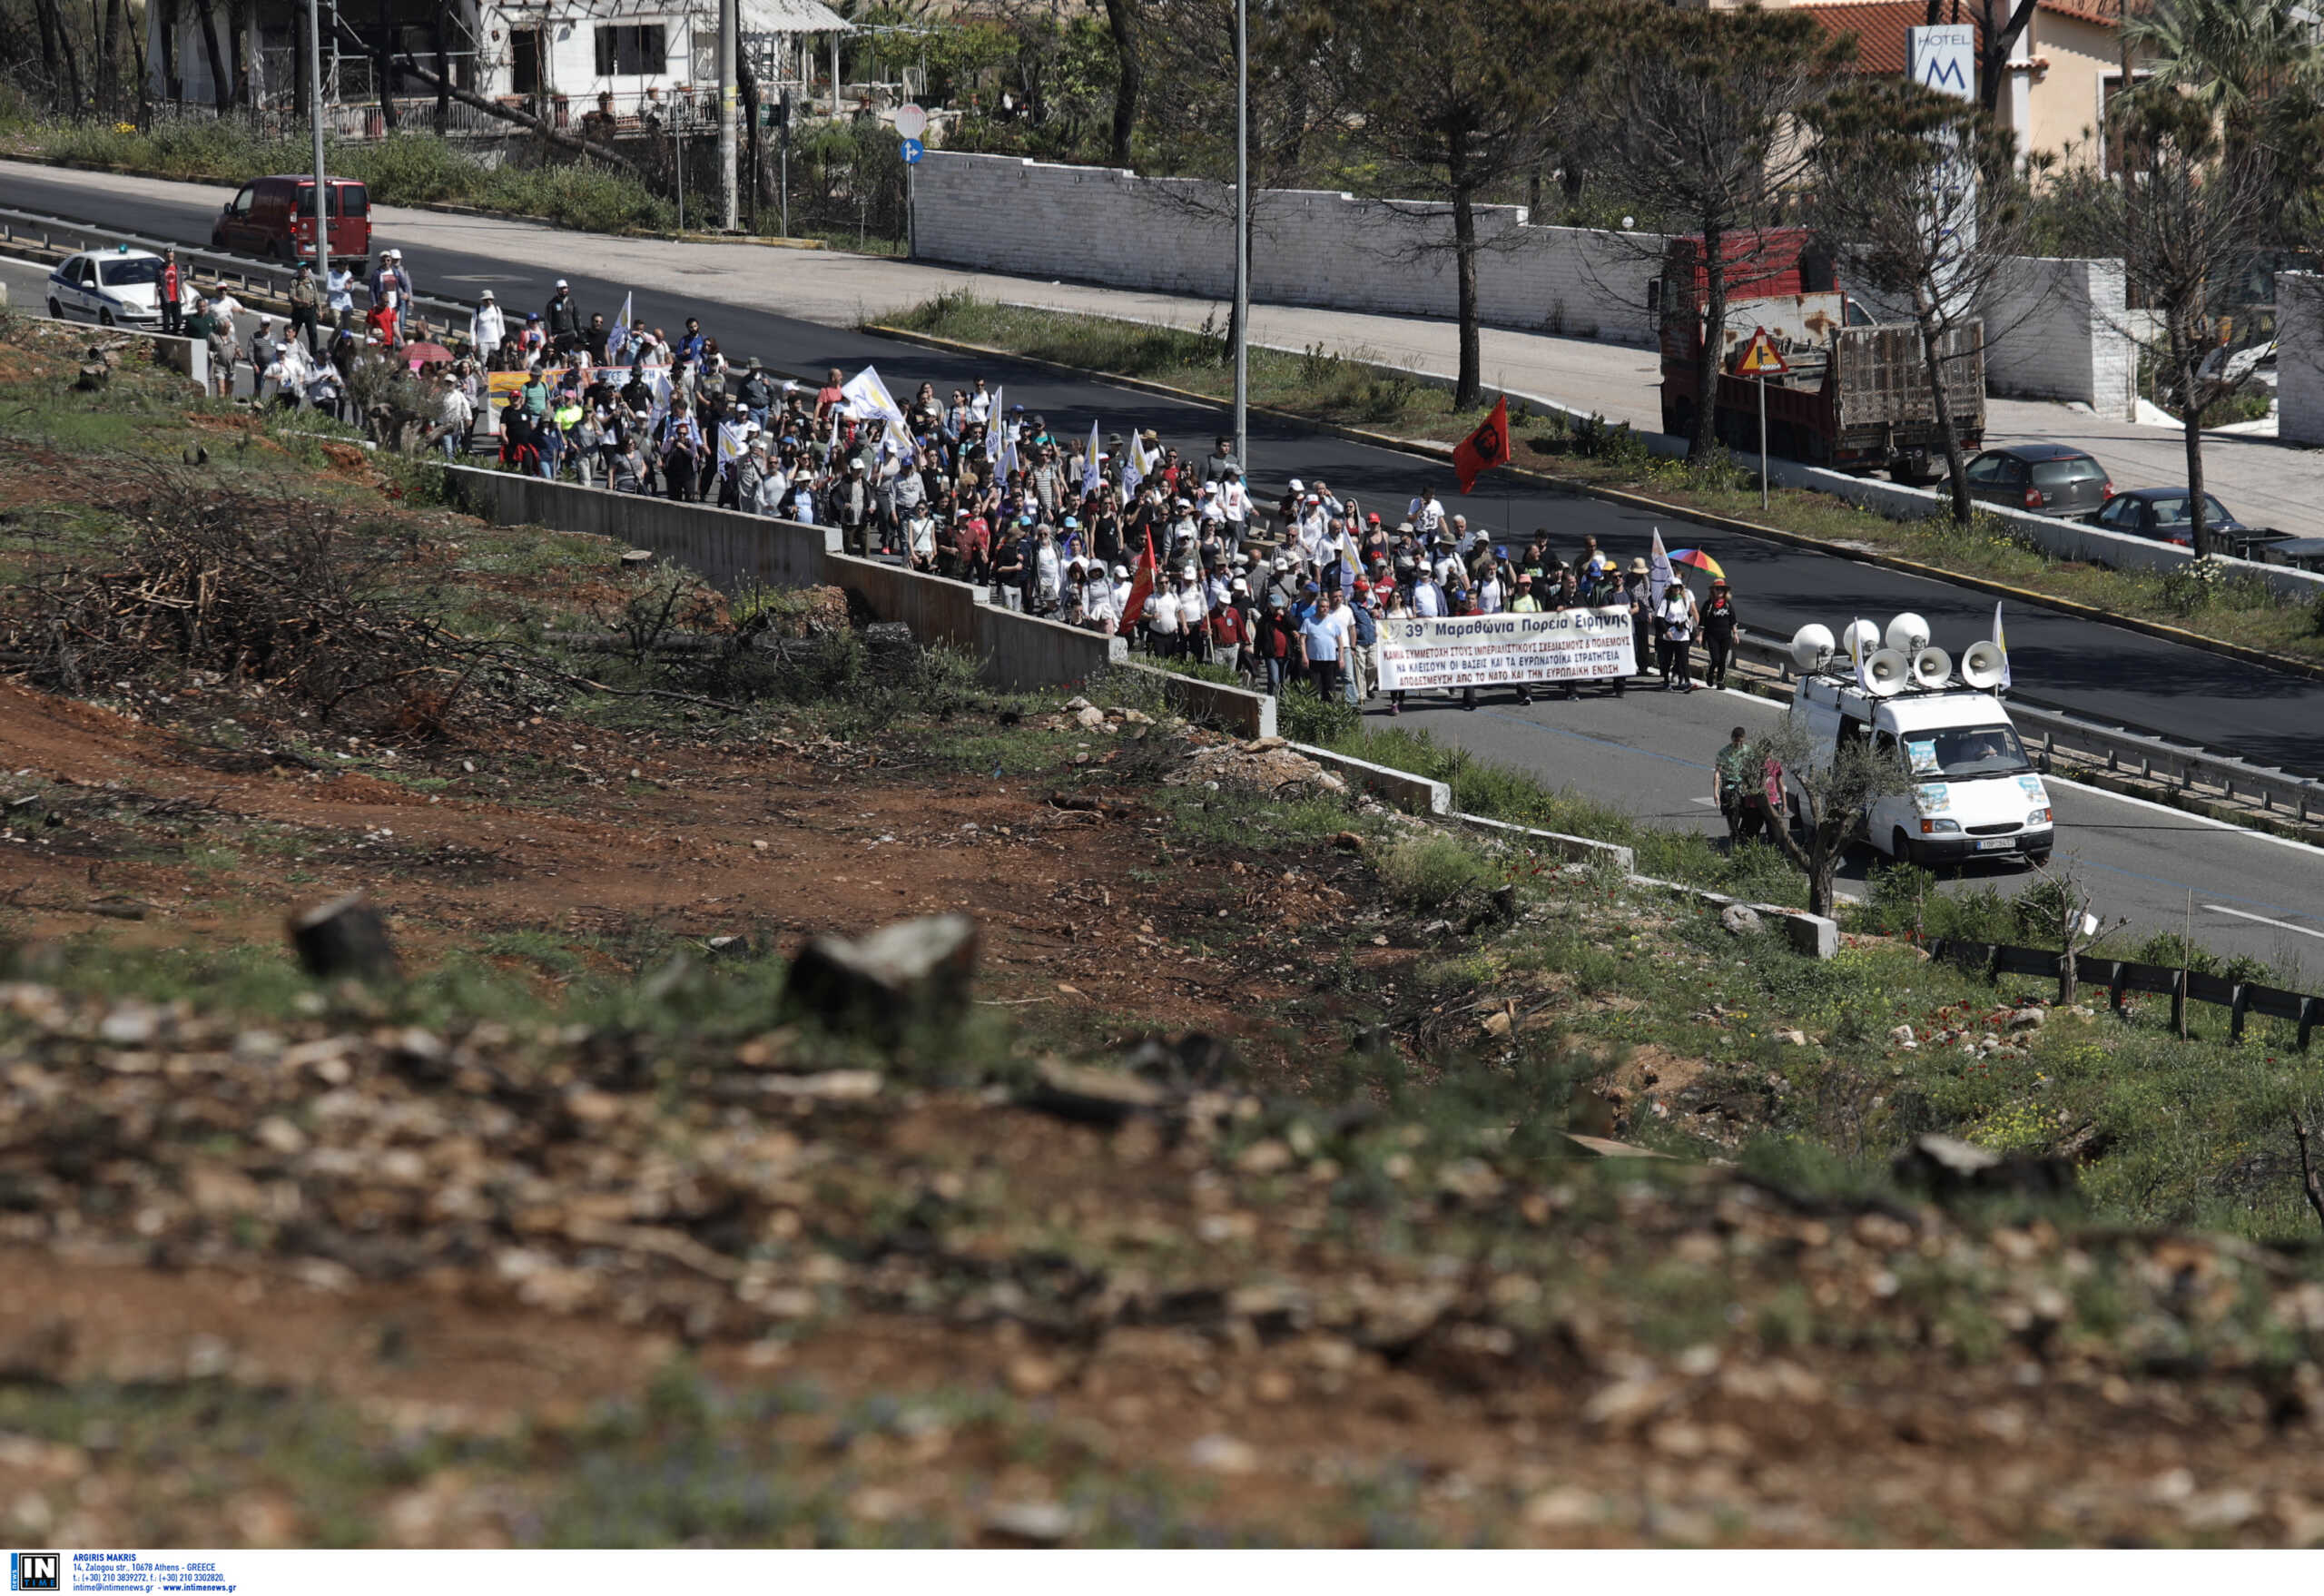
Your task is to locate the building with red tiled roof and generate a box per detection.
[1775,0,2140,170]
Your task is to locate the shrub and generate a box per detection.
[1373,833,1496,914]
[1275,680,1357,745]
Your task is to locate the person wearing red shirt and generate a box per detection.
[159,250,183,337]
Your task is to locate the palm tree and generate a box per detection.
[2121,0,2317,130]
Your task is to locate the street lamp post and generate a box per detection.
[719,0,739,232]
[307,0,329,327]
[1233,0,1248,478]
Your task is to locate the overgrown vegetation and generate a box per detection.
[22,119,675,235]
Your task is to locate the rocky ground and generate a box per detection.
[3,313,2324,1546]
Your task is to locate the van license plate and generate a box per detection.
[1975,838,2013,852]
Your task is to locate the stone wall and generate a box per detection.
[913,151,2137,415]
[2278,271,2324,449]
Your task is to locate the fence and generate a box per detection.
[0,202,475,336]
[1727,631,2324,815]
[1929,937,2319,1048]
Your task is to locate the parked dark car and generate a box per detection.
[2086,488,2285,558]
[2088,488,2243,548]
[1962,444,2112,517]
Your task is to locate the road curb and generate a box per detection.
[862,320,2324,688]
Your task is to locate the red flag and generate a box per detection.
[1119,527,1158,627]
[1452,395,1512,495]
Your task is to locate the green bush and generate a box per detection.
[1275,680,1357,745]
[1373,833,1497,914]
[34,121,673,236]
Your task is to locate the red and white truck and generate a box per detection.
[1656,228,1984,483]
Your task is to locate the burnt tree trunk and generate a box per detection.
[190,0,226,111]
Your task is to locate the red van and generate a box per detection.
[210,175,372,265]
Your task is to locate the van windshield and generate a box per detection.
[1900,724,2031,779]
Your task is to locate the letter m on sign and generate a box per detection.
[12,1553,60,1591]
[1907,25,1975,102]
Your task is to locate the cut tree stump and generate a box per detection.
[783,913,979,1044]
[288,893,400,982]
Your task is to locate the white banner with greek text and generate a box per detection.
[1376,607,1634,692]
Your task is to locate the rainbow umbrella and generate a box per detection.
[1669,548,1726,580]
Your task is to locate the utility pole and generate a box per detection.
[1233,0,1249,477]
[307,0,329,334]
[718,0,738,232]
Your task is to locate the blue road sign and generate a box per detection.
[900,138,925,165]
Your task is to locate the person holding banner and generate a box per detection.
[1625,558,1655,677]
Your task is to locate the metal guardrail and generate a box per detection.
[1729,630,2324,825]
[0,202,474,333]
[1929,937,2319,1048]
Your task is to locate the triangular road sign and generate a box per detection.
[1735,328,1790,377]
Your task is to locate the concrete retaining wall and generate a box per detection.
[2279,271,2324,448]
[1123,665,1276,740]
[913,152,1665,345]
[1983,257,2137,414]
[443,468,832,590]
[916,151,2134,414]
[1293,743,1450,814]
[443,464,1130,693]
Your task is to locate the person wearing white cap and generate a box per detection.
[366,251,411,345]
[544,280,582,354]
[1217,467,1250,543]
[1171,565,1207,653]
[1078,558,1118,634]
[1144,566,1183,656]
[472,287,506,360]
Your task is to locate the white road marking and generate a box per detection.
[2046,773,2324,862]
[1689,795,1718,806]
[2206,904,2324,942]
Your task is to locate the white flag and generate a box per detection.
[613,291,633,359]
[1992,600,2013,691]
[1647,527,1675,609]
[1082,419,1102,497]
[716,422,749,464]
[1121,435,1146,496]
[841,365,911,434]
[1000,434,1020,481]
[984,385,1005,461]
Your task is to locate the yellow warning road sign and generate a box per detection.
[1735,328,1789,378]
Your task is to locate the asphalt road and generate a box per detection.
[1393,680,2324,974]
[5,165,2323,779]
[6,191,2322,970]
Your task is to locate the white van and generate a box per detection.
[1788,676,2054,868]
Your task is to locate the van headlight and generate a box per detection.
[2027,808,2051,826]
[1918,819,1961,835]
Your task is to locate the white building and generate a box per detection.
[147,0,852,120]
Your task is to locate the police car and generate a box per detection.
[45,245,166,327]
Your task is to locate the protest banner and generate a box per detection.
[1375,607,1635,692]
